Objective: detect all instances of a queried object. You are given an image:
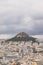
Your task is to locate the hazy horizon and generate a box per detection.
[0,33,43,40]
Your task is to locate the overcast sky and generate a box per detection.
[0,0,43,39]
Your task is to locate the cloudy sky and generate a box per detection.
[0,0,43,39]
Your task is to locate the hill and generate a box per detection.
[6,32,36,42]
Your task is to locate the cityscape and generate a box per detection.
[0,32,43,65]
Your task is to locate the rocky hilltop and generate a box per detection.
[7,32,36,42]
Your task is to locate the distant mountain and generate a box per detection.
[6,32,36,42]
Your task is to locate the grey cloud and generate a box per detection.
[32,14,43,20]
[0,0,43,35]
